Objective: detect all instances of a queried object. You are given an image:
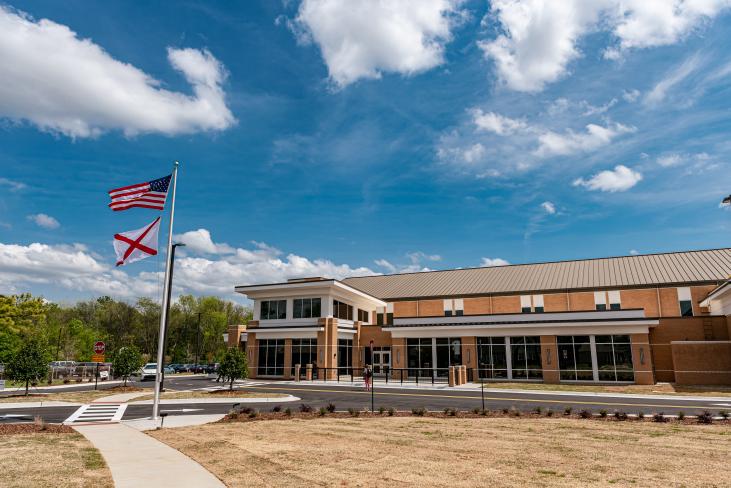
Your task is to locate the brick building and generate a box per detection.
[230,248,731,385]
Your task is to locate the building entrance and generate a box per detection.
[372,348,390,376]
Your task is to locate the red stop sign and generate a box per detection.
[93,341,106,354]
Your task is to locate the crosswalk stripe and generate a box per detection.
[64,403,127,425]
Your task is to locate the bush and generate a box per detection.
[447,408,457,417]
[411,407,426,416]
[480,409,488,416]
[378,406,385,415]
[218,348,249,391]
[284,407,292,416]
[653,412,667,423]
[509,407,520,417]
[697,411,713,424]
[318,407,327,417]
[387,407,395,416]
[471,407,481,415]
[532,406,542,415]
[501,408,509,415]
[248,410,258,419]
[677,411,685,421]
[6,338,49,396]
[637,411,645,420]
[564,407,573,416]
[299,404,313,413]
[719,410,729,420]
[599,409,608,418]
[348,407,360,417]
[271,405,282,413]
[111,346,143,387]
[545,409,553,417]
[579,409,592,419]
[614,411,628,421]
[326,403,336,413]
[63,378,70,384]
[443,407,450,415]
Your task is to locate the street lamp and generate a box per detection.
[159,242,185,392]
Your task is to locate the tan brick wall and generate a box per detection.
[461,336,477,370]
[568,292,594,311]
[649,317,715,382]
[492,295,520,313]
[418,299,443,317]
[671,341,731,385]
[690,285,715,315]
[227,325,246,349]
[631,333,654,385]
[540,335,559,383]
[464,297,491,315]
[658,288,678,317]
[283,338,293,379]
[543,293,569,312]
[621,289,660,317]
[393,301,418,317]
[247,333,258,379]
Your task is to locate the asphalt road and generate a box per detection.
[2,376,730,424]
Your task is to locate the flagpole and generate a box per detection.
[152,161,178,421]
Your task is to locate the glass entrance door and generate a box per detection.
[372,349,390,376]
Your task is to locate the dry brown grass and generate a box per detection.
[0,431,113,488]
[132,390,288,401]
[0,386,143,404]
[479,382,731,396]
[151,416,731,487]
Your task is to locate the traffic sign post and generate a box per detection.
[94,341,106,355]
[92,342,105,390]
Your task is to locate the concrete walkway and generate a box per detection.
[75,423,224,488]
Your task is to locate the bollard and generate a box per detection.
[294,364,301,382]
[306,364,312,381]
[448,366,455,387]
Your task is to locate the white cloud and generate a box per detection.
[461,143,486,163]
[291,0,464,87]
[534,123,634,157]
[644,54,701,105]
[480,257,510,267]
[0,6,235,138]
[375,251,441,274]
[580,98,617,116]
[27,213,60,229]
[174,229,234,254]
[0,232,378,300]
[657,153,684,167]
[480,0,730,92]
[629,249,639,255]
[622,89,641,102]
[471,109,527,135]
[0,177,27,191]
[540,201,556,214]
[573,164,643,192]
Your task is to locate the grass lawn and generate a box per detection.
[479,381,731,396]
[0,386,143,404]
[0,426,113,488]
[133,390,288,401]
[150,416,731,487]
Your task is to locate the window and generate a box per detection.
[594,291,607,311]
[257,339,284,375]
[520,295,531,313]
[595,335,633,382]
[509,336,542,379]
[436,338,462,376]
[357,309,370,323]
[407,338,433,377]
[476,337,508,379]
[533,295,544,313]
[608,290,621,311]
[376,307,384,325]
[293,298,321,319]
[333,299,353,321]
[678,287,693,316]
[386,303,394,324]
[558,335,593,381]
[443,299,453,317]
[444,299,464,316]
[291,339,317,377]
[338,339,353,375]
[260,300,286,320]
[454,299,464,316]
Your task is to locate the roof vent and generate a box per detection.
[286,277,329,283]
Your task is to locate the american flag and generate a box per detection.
[108,174,171,211]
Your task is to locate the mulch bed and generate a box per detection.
[219,405,731,426]
[0,424,74,435]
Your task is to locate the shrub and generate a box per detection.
[653,413,667,423]
[564,407,573,416]
[637,411,645,420]
[299,404,313,413]
[471,407,481,415]
[326,403,336,413]
[532,406,542,415]
[271,405,282,413]
[697,411,713,424]
[443,407,450,415]
[348,407,360,417]
[318,407,327,417]
[378,406,385,415]
[387,407,395,416]
[218,347,249,391]
[509,407,520,417]
[599,409,608,418]
[614,411,628,421]
[545,409,553,417]
[579,409,592,419]
[63,378,70,384]
[412,407,426,416]
[248,410,258,419]
[480,409,488,416]
[447,408,457,417]
[677,411,685,420]
[239,406,253,415]
[112,346,143,387]
[501,408,509,415]
[284,407,292,416]
[719,410,729,420]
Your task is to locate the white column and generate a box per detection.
[431,338,438,379]
[323,295,334,317]
[590,335,599,382]
[505,337,513,380]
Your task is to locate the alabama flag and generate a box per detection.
[113,217,161,266]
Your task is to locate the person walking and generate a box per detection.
[363,365,371,391]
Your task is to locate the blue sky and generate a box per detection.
[1,0,731,304]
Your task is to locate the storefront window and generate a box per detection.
[476,337,508,379]
[257,339,284,376]
[509,336,542,379]
[291,338,317,377]
[407,338,433,377]
[595,335,634,382]
[436,338,462,377]
[338,339,353,375]
[558,335,593,381]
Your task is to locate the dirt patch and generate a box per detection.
[0,431,113,488]
[0,385,143,404]
[0,423,74,435]
[151,415,731,487]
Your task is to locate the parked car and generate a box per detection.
[163,365,175,375]
[172,364,190,373]
[139,363,158,381]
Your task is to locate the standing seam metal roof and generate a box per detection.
[340,249,731,300]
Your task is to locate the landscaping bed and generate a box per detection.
[0,385,143,403]
[476,381,731,397]
[132,389,288,401]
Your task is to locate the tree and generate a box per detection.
[112,346,143,387]
[218,348,248,391]
[6,338,49,396]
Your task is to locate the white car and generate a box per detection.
[139,363,158,381]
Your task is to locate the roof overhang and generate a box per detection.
[700,280,731,307]
[235,279,386,306]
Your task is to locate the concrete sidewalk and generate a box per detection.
[75,422,224,488]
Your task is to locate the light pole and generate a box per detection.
[195,312,201,371]
[159,242,185,392]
